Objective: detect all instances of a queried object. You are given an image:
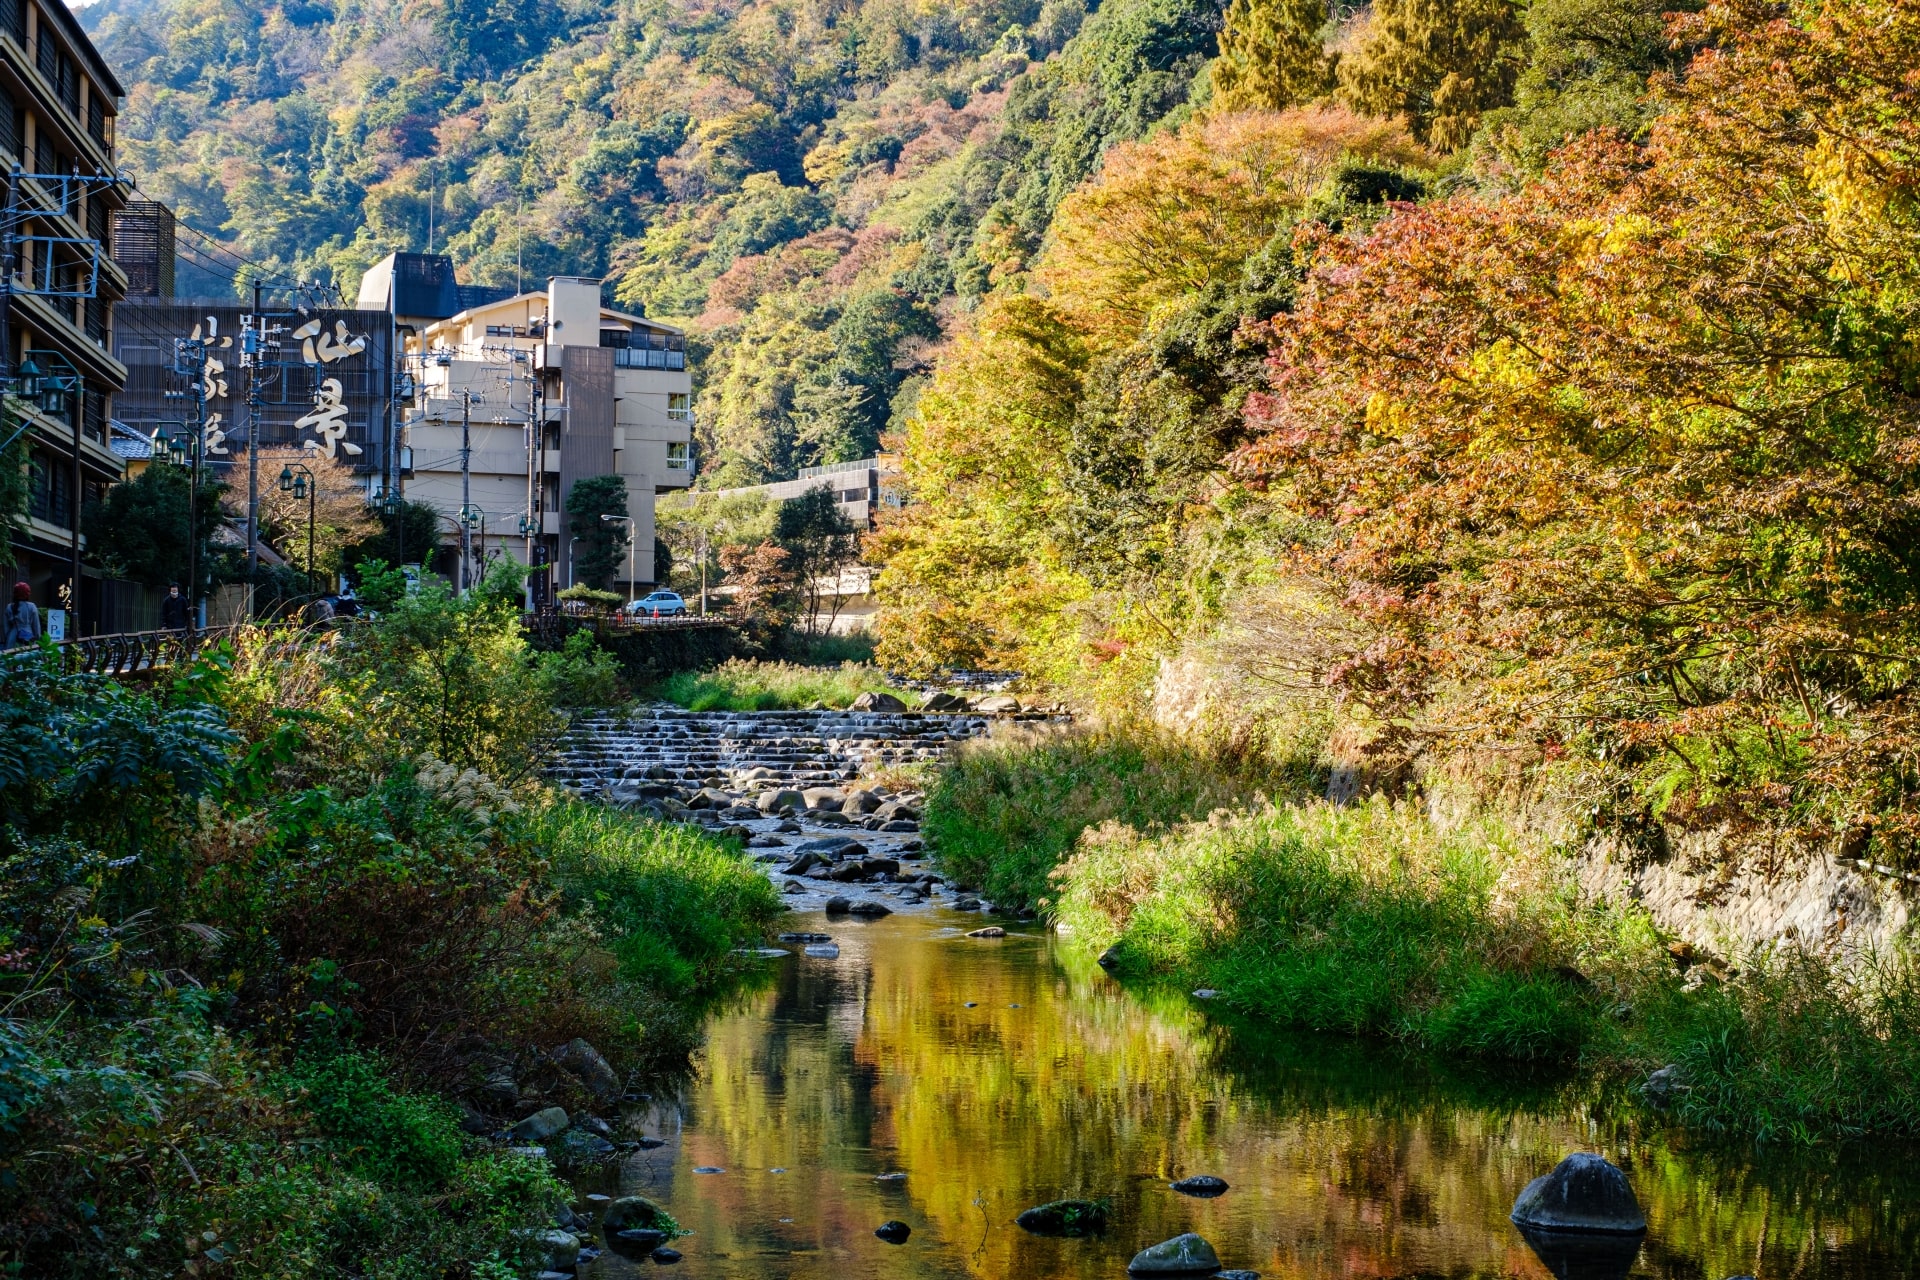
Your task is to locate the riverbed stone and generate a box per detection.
[609,1227,664,1255]
[758,788,805,814]
[532,1229,578,1271]
[601,1196,671,1236]
[782,851,829,876]
[967,926,1006,938]
[874,1221,912,1244]
[1097,945,1122,969]
[851,691,909,712]
[802,787,847,811]
[552,1038,620,1102]
[650,1246,682,1263]
[1170,1175,1229,1197]
[824,895,852,914]
[1016,1199,1108,1236]
[975,694,1022,713]
[953,896,982,911]
[843,788,882,814]
[873,800,921,823]
[507,1106,569,1142]
[1511,1153,1647,1234]
[1127,1233,1221,1274]
[848,900,893,917]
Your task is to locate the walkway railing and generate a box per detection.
[1,626,237,676]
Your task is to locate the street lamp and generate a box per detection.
[602,513,636,613]
[278,461,320,596]
[458,504,485,592]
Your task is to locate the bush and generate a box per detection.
[652,658,915,711]
[924,726,1259,909]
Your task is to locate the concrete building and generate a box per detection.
[694,456,896,531]
[388,270,693,595]
[0,0,130,635]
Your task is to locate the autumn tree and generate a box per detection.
[775,485,862,637]
[229,447,379,587]
[717,542,796,626]
[1337,0,1527,150]
[1209,0,1335,112]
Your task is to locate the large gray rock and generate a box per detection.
[851,691,908,712]
[842,789,882,815]
[533,1229,578,1272]
[975,694,1022,713]
[1127,1233,1221,1274]
[873,800,922,823]
[794,836,865,860]
[1511,1153,1647,1234]
[758,788,804,814]
[507,1106,569,1142]
[1170,1174,1229,1197]
[552,1038,620,1102]
[802,787,847,811]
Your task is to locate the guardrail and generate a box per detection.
[1,626,237,676]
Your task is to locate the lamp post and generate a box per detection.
[601,513,635,613]
[148,421,202,623]
[278,461,319,597]
[567,536,580,589]
[458,504,484,592]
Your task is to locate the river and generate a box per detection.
[572,908,1920,1280]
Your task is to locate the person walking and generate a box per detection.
[5,582,41,647]
[161,583,190,631]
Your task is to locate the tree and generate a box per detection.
[1337,0,1528,150]
[1209,0,1335,112]
[565,475,629,592]
[774,486,861,637]
[342,499,443,581]
[717,542,795,626]
[82,463,227,594]
[229,447,379,587]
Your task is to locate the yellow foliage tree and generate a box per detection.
[1209,0,1336,112]
[1336,0,1527,150]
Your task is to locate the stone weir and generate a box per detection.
[547,703,1058,920]
[547,705,1009,795]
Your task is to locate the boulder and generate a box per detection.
[880,820,920,832]
[758,788,805,814]
[552,1128,616,1163]
[1015,1199,1108,1236]
[719,805,761,820]
[810,809,851,826]
[824,895,852,914]
[967,926,1006,939]
[794,836,865,860]
[1510,1154,1647,1235]
[650,1246,683,1263]
[781,852,828,876]
[608,1227,665,1256]
[1097,945,1123,969]
[975,694,1022,714]
[921,692,964,712]
[533,1230,579,1272]
[874,1221,912,1244]
[1515,1225,1645,1280]
[1127,1233,1221,1275]
[802,788,847,811]
[848,900,893,917]
[851,691,909,712]
[828,861,874,883]
[1640,1065,1683,1109]
[602,1196,672,1236]
[953,897,982,911]
[1170,1175,1229,1197]
[873,801,922,823]
[508,1106,569,1142]
[552,1038,620,1103]
[861,858,900,877]
[843,789,882,815]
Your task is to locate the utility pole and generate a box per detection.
[459,387,472,594]
[243,282,262,610]
[699,527,708,616]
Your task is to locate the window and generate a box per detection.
[34,8,53,82]
[0,0,21,48]
[666,442,689,470]
[86,96,103,148]
[666,392,690,421]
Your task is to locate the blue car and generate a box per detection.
[625,591,688,618]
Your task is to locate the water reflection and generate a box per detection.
[578,912,1920,1279]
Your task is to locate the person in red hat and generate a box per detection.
[4,582,40,647]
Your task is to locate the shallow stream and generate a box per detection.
[574,909,1920,1279]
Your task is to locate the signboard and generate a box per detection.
[45,608,65,641]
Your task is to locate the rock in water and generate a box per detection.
[507,1106,569,1142]
[650,1245,682,1263]
[608,1227,665,1256]
[848,900,892,916]
[1170,1175,1229,1197]
[1128,1233,1221,1274]
[1097,945,1123,969]
[824,895,852,914]
[967,926,1006,938]
[533,1229,578,1272]
[1016,1199,1109,1236]
[1510,1153,1647,1234]
[874,1221,912,1244]
[601,1196,671,1236]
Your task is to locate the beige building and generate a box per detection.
[392,273,693,595]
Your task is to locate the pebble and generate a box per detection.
[964,1002,978,1008]
[651,1246,682,1263]
[693,1166,726,1174]
[874,1221,911,1244]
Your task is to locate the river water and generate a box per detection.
[575,909,1920,1280]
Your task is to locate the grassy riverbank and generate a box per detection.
[927,729,1920,1142]
[0,565,780,1276]
[653,658,915,711]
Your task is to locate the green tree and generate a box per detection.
[1337,0,1528,150]
[566,475,630,592]
[774,486,861,637]
[81,464,227,594]
[1209,0,1335,112]
[342,499,442,581]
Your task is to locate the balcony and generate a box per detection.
[612,346,686,371]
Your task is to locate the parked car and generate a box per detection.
[625,591,688,618]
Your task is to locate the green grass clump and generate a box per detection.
[530,796,786,992]
[653,658,915,711]
[1055,799,1612,1062]
[923,726,1260,909]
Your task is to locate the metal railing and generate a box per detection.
[2,625,236,676]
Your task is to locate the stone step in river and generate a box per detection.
[549,705,1058,919]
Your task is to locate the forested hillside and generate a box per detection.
[85,0,1231,485]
